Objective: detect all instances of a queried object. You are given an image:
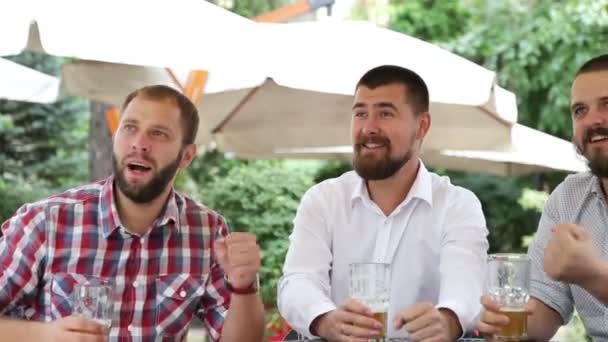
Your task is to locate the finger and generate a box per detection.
[226,232,257,243]
[60,316,108,335]
[341,298,373,316]
[227,242,259,258]
[480,295,501,312]
[476,320,503,336]
[402,311,436,333]
[341,321,381,339]
[342,311,383,330]
[408,322,441,341]
[227,250,261,267]
[480,309,509,327]
[397,302,434,324]
[214,239,228,265]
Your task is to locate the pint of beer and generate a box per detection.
[372,310,387,338]
[349,262,390,340]
[487,254,531,340]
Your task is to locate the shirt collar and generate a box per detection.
[350,159,433,209]
[98,176,180,239]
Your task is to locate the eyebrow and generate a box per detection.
[571,96,608,111]
[352,102,399,111]
[122,118,173,134]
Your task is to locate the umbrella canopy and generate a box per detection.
[267,123,587,176]
[0,57,60,103]
[61,20,517,152]
[61,58,586,176]
[0,0,258,71]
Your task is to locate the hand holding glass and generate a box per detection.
[349,262,390,339]
[487,254,531,340]
[72,282,113,329]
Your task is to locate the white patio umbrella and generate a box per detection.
[60,58,586,176]
[60,20,517,153]
[0,57,60,103]
[0,0,259,72]
[267,123,588,176]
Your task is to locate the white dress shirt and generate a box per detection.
[278,162,488,338]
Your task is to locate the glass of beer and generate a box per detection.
[72,280,114,330]
[487,254,531,340]
[349,262,390,341]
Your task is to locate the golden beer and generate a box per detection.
[498,308,527,339]
[372,311,387,339]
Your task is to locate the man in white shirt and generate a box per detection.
[278,65,489,341]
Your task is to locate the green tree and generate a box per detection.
[198,160,314,306]
[0,52,88,189]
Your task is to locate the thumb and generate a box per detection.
[214,239,228,267]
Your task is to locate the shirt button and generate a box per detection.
[179,290,187,298]
[128,325,134,332]
[133,280,138,287]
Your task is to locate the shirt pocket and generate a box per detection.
[49,273,112,321]
[155,273,208,339]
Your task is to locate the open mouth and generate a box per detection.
[362,142,386,149]
[589,135,608,144]
[127,162,152,173]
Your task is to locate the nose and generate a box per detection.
[586,103,608,128]
[131,132,151,153]
[360,116,380,136]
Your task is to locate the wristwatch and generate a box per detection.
[224,274,259,295]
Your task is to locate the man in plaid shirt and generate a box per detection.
[0,85,265,341]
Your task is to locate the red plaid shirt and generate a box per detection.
[0,177,231,341]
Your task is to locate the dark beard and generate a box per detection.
[352,136,413,180]
[113,150,182,203]
[575,127,608,177]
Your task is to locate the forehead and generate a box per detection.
[121,96,182,130]
[354,83,408,104]
[571,70,608,104]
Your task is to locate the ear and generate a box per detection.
[178,144,197,169]
[416,111,431,140]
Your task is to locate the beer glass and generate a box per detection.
[487,254,531,340]
[72,281,114,329]
[349,262,390,340]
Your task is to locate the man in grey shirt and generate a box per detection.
[477,54,608,340]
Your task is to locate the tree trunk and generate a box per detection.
[89,101,113,181]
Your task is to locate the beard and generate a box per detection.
[352,135,414,180]
[113,150,183,203]
[575,126,608,178]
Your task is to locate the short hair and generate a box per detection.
[121,85,199,145]
[356,65,430,114]
[576,54,608,76]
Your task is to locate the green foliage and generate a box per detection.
[389,0,472,42]
[198,160,314,306]
[444,172,542,253]
[210,0,289,18]
[444,0,608,139]
[0,176,50,224]
[0,52,89,189]
[313,159,352,183]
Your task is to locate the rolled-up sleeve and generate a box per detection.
[436,189,489,333]
[277,187,336,338]
[0,203,47,314]
[527,197,573,324]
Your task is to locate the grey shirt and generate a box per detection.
[528,172,608,340]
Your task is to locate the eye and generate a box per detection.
[572,105,587,118]
[122,124,136,132]
[380,111,394,118]
[151,130,168,138]
[353,111,367,118]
